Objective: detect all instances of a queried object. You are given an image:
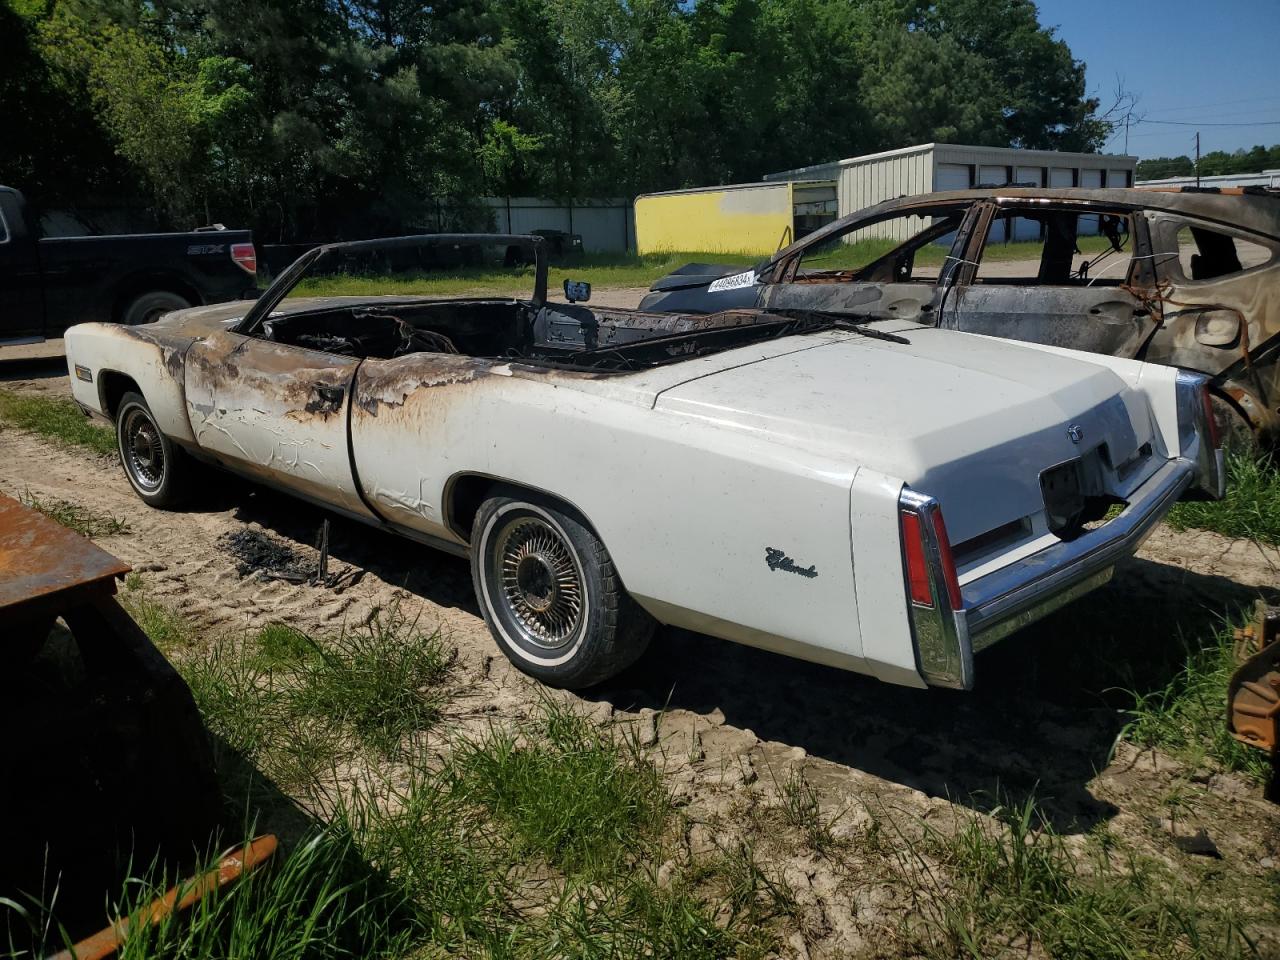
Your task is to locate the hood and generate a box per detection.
[651,322,1157,544]
[649,262,753,292]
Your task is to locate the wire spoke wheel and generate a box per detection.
[494,516,584,651]
[122,407,165,491]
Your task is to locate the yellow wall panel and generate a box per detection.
[635,185,794,255]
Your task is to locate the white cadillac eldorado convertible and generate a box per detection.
[64,235,1224,691]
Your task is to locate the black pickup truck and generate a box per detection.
[0,186,258,344]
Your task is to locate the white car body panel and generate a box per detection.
[63,295,1218,690]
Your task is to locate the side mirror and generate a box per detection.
[563,279,591,303]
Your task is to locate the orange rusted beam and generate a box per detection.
[49,835,278,960]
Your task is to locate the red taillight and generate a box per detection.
[931,510,964,611]
[901,511,933,607]
[230,242,257,276]
[901,506,964,611]
[1201,386,1221,450]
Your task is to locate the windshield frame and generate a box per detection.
[234,233,547,336]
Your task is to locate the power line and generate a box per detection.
[1136,118,1280,127]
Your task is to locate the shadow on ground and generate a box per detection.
[199,478,1276,834]
[0,353,67,384]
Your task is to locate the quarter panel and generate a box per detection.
[349,359,870,668]
[850,468,925,688]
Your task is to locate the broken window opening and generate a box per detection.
[790,207,967,285]
[974,209,1135,286]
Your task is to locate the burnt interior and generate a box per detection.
[260,299,817,371]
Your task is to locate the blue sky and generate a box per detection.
[1037,0,1280,160]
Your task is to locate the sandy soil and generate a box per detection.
[2,410,1278,954]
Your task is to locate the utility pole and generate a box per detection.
[1195,131,1201,187]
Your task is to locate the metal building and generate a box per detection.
[481,196,636,253]
[1136,169,1280,190]
[764,143,1137,241]
[634,180,837,255]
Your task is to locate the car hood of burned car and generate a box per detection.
[635,321,1158,545]
[647,262,755,293]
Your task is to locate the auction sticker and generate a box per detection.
[707,270,756,293]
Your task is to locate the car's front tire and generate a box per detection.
[471,491,655,688]
[116,391,189,508]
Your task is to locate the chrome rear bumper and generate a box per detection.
[906,456,1196,690]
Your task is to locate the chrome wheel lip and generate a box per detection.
[121,406,165,492]
[492,514,585,652]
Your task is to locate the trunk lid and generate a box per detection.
[650,322,1158,545]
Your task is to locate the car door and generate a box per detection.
[1142,211,1280,374]
[183,327,376,520]
[942,201,1160,357]
[760,202,978,323]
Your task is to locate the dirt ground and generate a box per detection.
[3,301,1280,955]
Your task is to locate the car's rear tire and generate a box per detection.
[116,391,189,508]
[470,491,655,688]
[121,290,190,326]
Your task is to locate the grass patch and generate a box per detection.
[18,488,129,538]
[10,829,417,960]
[292,609,455,757]
[120,592,194,653]
[1123,617,1273,784]
[0,387,116,456]
[774,766,839,853]
[451,696,670,874]
[179,605,455,786]
[1168,450,1280,545]
[904,795,1255,959]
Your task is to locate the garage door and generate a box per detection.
[1012,166,1044,240]
[1077,169,1103,234]
[936,164,971,192]
[1049,167,1074,188]
[1107,169,1130,188]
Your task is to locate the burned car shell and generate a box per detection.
[64,234,1221,691]
[640,187,1280,441]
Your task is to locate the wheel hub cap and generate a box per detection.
[498,518,583,649]
[124,411,164,489]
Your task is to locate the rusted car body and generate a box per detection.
[640,187,1280,441]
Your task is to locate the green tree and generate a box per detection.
[0,0,127,211]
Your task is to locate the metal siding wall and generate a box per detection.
[837,146,933,241]
[634,184,794,255]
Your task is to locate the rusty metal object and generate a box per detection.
[49,835,278,960]
[1228,601,1280,756]
[0,492,130,616]
[0,493,219,946]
